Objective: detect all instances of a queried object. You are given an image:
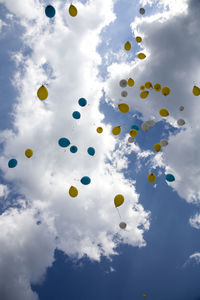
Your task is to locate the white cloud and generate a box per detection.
[0,184,9,198]
[189,252,200,264]
[189,213,200,229]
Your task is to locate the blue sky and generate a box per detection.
[1,0,200,299]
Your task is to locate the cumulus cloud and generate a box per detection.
[189,213,200,229]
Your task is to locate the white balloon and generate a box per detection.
[121,91,128,97]
[139,8,145,14]
[142,123,149,131]
[128,136,134,143]
[177,119,185,126]
[179,106,184,111]
[119,79,127,88]
[119,222,127,229]
[160,139,168,147]
[147,120,155,126]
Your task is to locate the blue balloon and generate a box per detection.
[58,138,70,148]
[166,174,175,182]
[78,98,87,107]
[81,176,91,185]
[87,147,95,156]
[8,158,17,168]
[72,111,81,119]
[45,5,56,18]
[131,125,139,131]
[70,145,78,153]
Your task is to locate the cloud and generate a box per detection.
[189,213,200,229]
[0,184,9,198]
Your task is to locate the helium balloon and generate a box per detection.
[58,137,70,147]
[192,85,200,96]
[138,53,146,59]
[140,85,145,90]
[179,105,184,111]
[154,83,161,91]
[131,125,139,131]
[177,119,185,126]
[129,129,137,137]
[162,86,171,96]
[128,136,134,143]
[78,98,87,107]
[166,174,175,182]
[72,111,81,119]
[81,176,91,185]
[160,139,168,147]
[112,126,121,135]
[140,91,149,99]
[114,194,124,207]
[118,103,129,113]
[148,173,156,183]
[142,123,149,131]
[69,186,78,197]
[154,143,161,152]
[160,108,169,117]
[87,147,95,156]
[8,158,17,168]
[142,294,147,299]
[119,222,127,229]
[136,36,142,43]
[124,41,131,51]
[119,79,127,88]
[147,120,155,126]
[70,145,78,153]
[96,127,103,133]
[45,5,56,18]
[37,85,48,100]
[69,4,77,17]
[25,148,33,158]
[121,91,128,97]
[139,8,145,14]
[145,81,153,89]
[127,78,134,87]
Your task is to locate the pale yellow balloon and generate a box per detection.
[37,85,48,100]
[127,78,135,87]
[112,126,121,135]
[121,91,128,97]
[142,123,149,131]
[114,194,124,207]
[25,148,33,158]
[148,173,156,183]
[118,103,129,113]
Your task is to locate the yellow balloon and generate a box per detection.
[69,4,77,17]
[136,36,142,43]
[129,129,137,137]
[154,143,161,152]
[124,41,131,51]
[118,103,129,113]
[140,85,145,90]
[96,127,103,133]
[145,81,153,89]
[142,294,147,299]
[148,173,156,183]
[138,53,146,59]
[192,85,200,96]
[69,186,78,197]
[160,108,169,117]
[128,78,135,87]
[37,85,48,100]
[112,126,121,135]
[114,194,124,207]
[154,83,161,91]
[140,91,149,99]
[25,148,33,158]
[162,86,171,96]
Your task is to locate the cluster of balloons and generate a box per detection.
[45,4,78,18]
[69,176,91,198]
[58,137,95,156]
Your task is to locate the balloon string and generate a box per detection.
[116,207,121,219]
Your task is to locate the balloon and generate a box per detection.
[160,139,168,146]
[177,119,185,126]
[119,222,127,229]
[37,85,48,100]
[140,85,145,90]
[87,147,95,156]
[148,173,156,183]
[78,98,87,107]
[119,79,127,88]
[154,143,161,152]
[131,125,139,131]
[147,120,155,126]
[145,81,153,89]
[70,145,78,153]
[112,126,121,135]
[25,148,33,158]
[118,103,129,113]
[136,36,142,43]
[140,91,149,99]
[142,294,147,299]
[192,85,200,96]
[114,194,124,207]
[142,123,149,131]
[58,137,70,147]
[81,176,91,185]
[162,86,171,96]
[72,111,81,119]
[69,186,78,197]
[160,108,169,117]
[138,53,146,59]
[8,158,17,168]
[121,91,128,97]
[129,129,137,137]
[166,174,175,182]
[139,8,145,14]
[179,105,184,111]
[124,41,131,51]
[45,5,56,18]
[96,127,103,133]
[69,4,77,17]
[127,78,134,87]
[128,136,134,143]
[154,83,161,91]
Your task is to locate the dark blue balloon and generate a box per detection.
[8,158,17,168]
[131,125,139,131]
[45,5,56,18]
[58,138,70,148]
[166,174,175,182]
[72,111,81,119]
[70,145,78,153]
[80,176,91,185]
[87,147,95,156]
[78,98,87,107]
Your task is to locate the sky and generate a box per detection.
[0,0,200,299]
